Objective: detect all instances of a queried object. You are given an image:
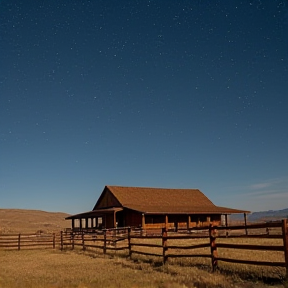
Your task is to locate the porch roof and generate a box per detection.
[65,207,123,220]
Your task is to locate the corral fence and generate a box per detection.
[60,219,288,277]
[1,220,288,277]
[0,232,58,250]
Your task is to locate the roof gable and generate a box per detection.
[93,187,122,210]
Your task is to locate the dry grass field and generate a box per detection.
[2,248,285,288]
[1,209,287,287]
[0,209,70,233]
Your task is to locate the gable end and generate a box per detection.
[93,186,122,210]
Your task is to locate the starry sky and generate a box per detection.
[1,0,288,215]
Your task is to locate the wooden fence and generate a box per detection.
[60,219,288,277]
[0,232,57,250]
[1,220,288,278]
[213,220,287,271]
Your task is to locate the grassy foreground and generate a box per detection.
[0,249,286,288]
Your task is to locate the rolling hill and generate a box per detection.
[230,208,288,223]
[0,209,70,234]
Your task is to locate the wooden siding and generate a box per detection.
[145,215,165,224]
[138,213,221,229]
[95,189,121,209]
[104,214,114,229]
[124,210,142,227]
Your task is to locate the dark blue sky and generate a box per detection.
[1,0,287,214]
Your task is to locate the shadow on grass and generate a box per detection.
[216,265,286,286]
[63,248,287,287]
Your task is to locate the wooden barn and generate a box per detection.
[66,185,249,230]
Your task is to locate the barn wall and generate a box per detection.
[104,214,114,228]
[145,215,165,224]
[143,214,222,229]
[124,209,142,227]
[95,190,121,209]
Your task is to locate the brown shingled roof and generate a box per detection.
[94,186,248,214]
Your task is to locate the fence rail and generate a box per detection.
[0,233,57,250]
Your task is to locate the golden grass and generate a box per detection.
[63,233,287,287]
[126,235,287,281]
[0,209,69,234]
[168,237,286,281]
[1,248,279,288]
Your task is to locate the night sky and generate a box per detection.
[1,0,288,214]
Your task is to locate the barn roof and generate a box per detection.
[93,185,249,214]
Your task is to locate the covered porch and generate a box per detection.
[65,207,123,231]
[66,208,249,231]
[141,212,249,230]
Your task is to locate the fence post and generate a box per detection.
[71,232,74,250]
[18,234,21,250]
[162,227,168,264]
[282,219,288,279]
[113,228,117,248]
[60,231,63,250]
[209,224,218,271]
[244,213,248,235]
[225,214,229,237]
[103,229,107,255]
[128,227,132,258]
[53,233,56,249]
[82,231,86,251]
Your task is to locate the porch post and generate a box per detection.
[79,218,82,229]
[85,218,88,229]
[141,213,146,229]
[72,219,75,229]
[113,211,116,228]
[96,217,98,228]
[187,215,191,230]
[225,214,228,227]
[225,214,228,237]
[165,215,168,229]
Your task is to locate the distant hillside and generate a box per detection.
[0,209,70,234]
[2,208,287,234]
[248,208,288,222]
[230,208,288,223]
